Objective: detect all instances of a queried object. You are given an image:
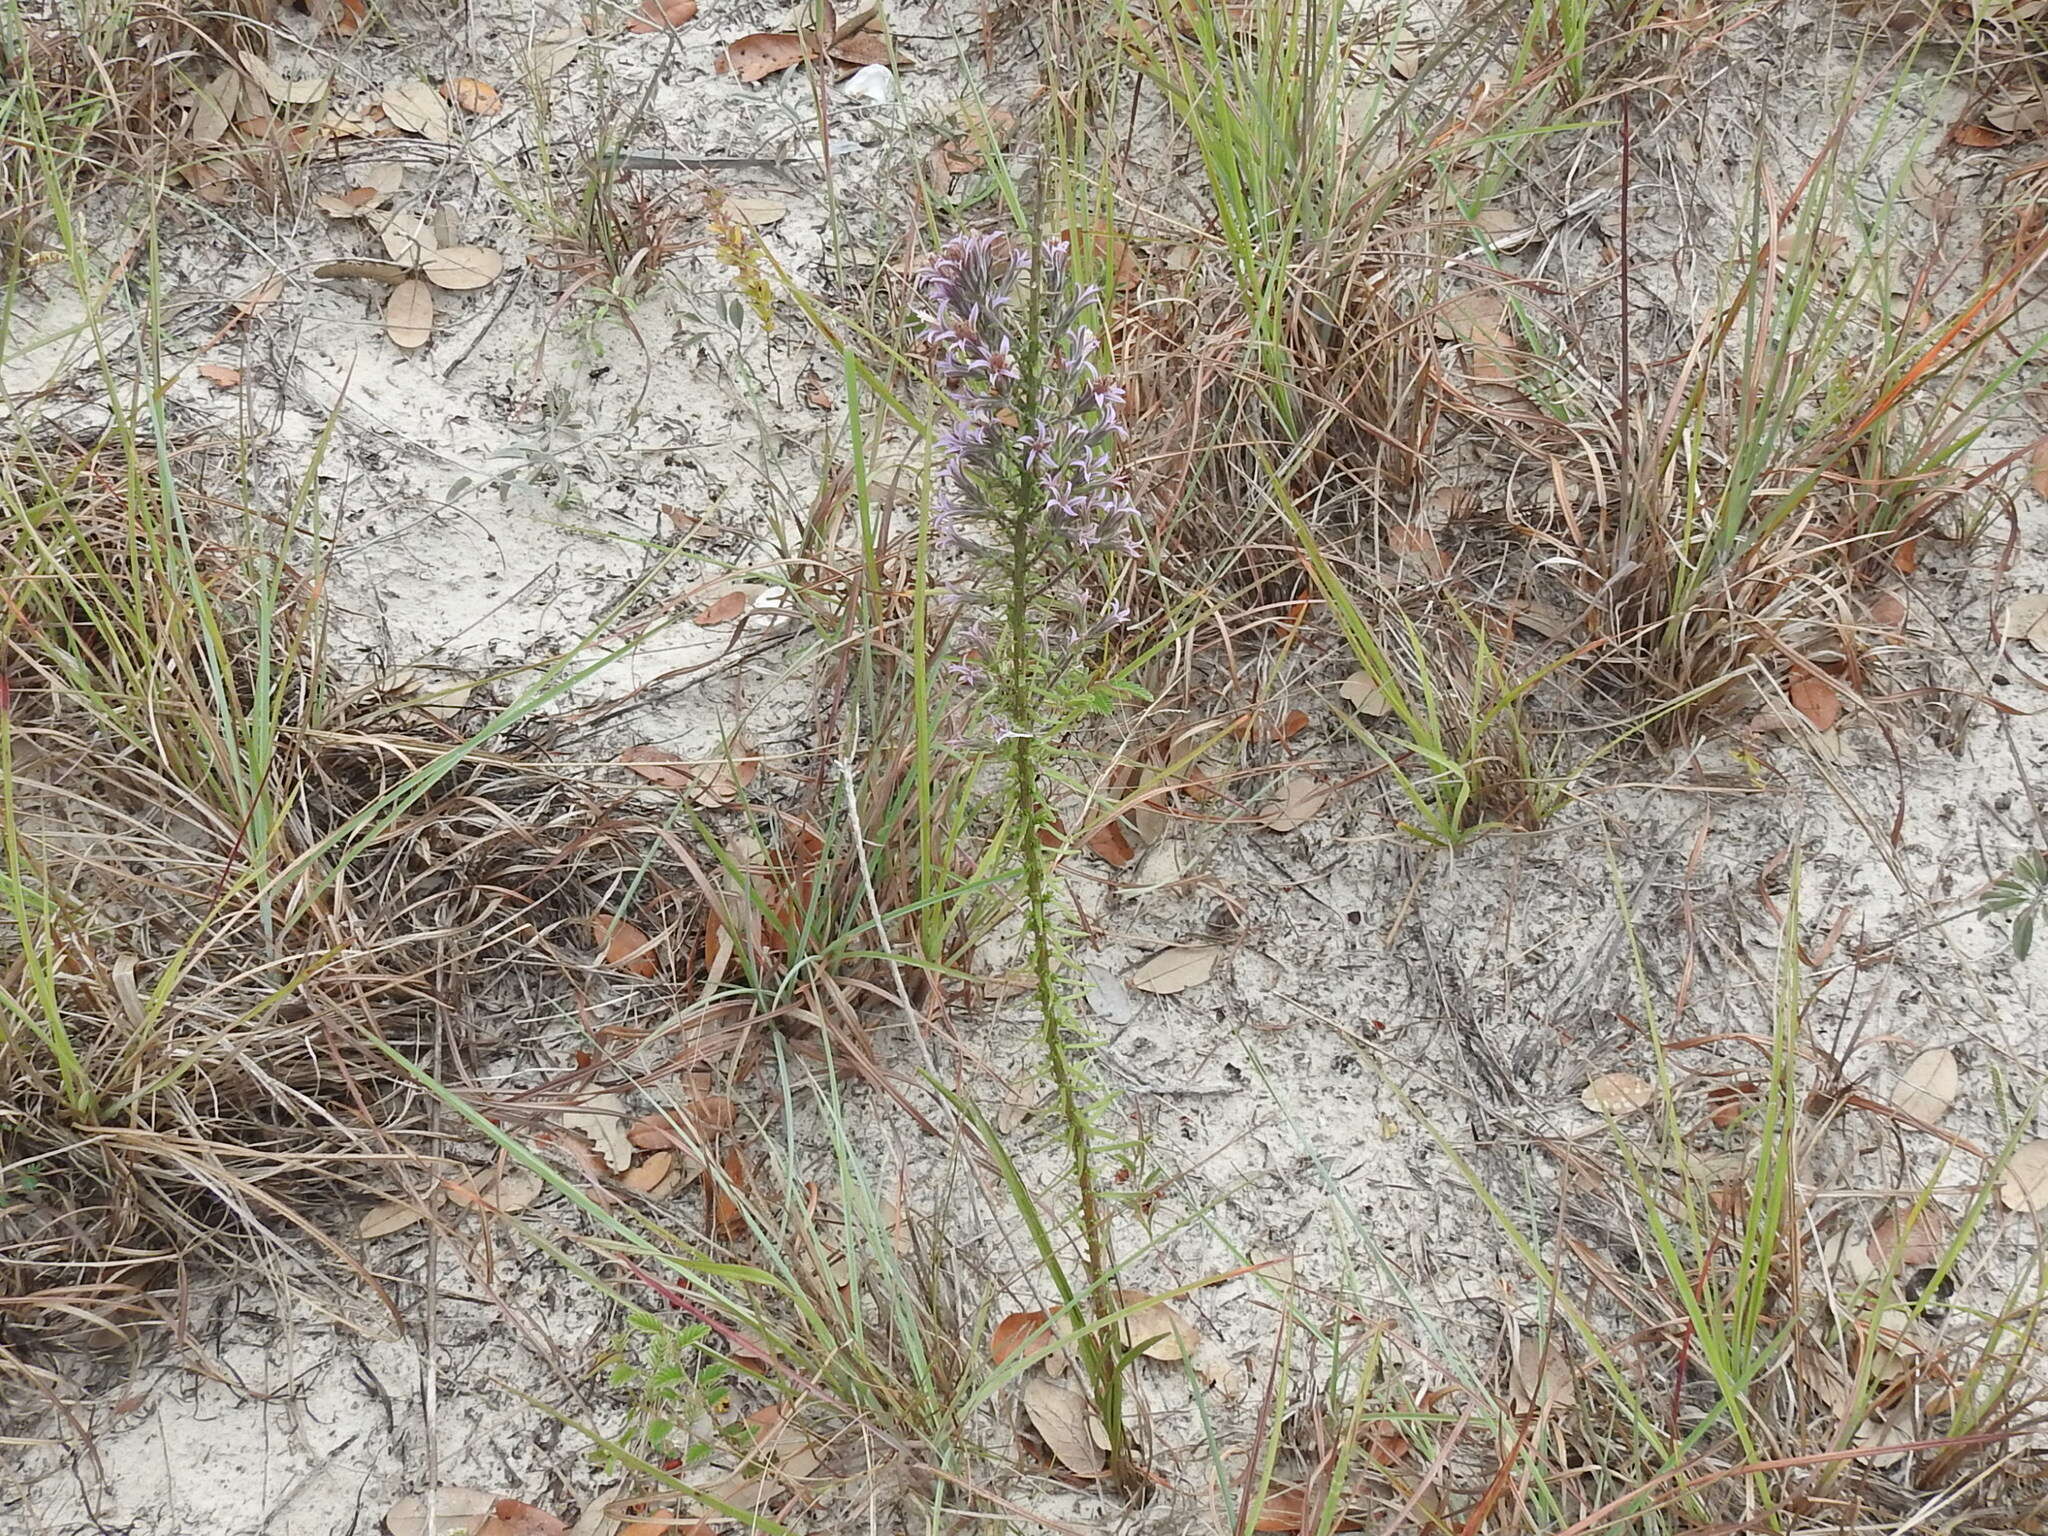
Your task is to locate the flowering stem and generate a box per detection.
[914,230,1139,1483]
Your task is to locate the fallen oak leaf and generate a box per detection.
[628,0,698,31]
[443,1165,545,1215]
[1869,1201,1951,1272]
[380,78,453,141]
[1788,673,1841,732]
[368,207,437,264]
[239,49,330,106]
[232,273,286,323]
[421,244,504,291]
[591,913,658,977]
[2001,1139,2048,1212]
[186,70,240,145]
[384,277,435,349]
[443,77,503,115]
[1085,817,1136,868]
[357,1194,434,1239]
[1020,1377,1106,1478]
[621,1149,680,1194]
[2000,593,2048,650]
[561,1092,636,1174]
[707,1147,750,1237]
[694,583,763,624]
[383,1488,498,1536]
[826,32,895,67]
[723,195,788,228]
[1337,669,1393,717]
[530,22,586,77]
[1128,943,1221,995]
[717,31,809,82]
[1111,1289,1200,1361]
[314,257,413,284]
[477,1500,570,1536]
[1891,1046,1959,1125]
[1581,1071,1656,1117]
[618,743,759,808]
[1953,121,2013,148]
[990,1309,1063,1366]
[1263,775,1332,833]
[1509,1333,1577,1412]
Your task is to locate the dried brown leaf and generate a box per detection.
[1086,818,1137,868]
[1263,775,1332,834]
[384,278,435,349]
[591,913,658,977]
[188,70,240,145]
[383,1488,499,1536]
[422,244,504,291]
[1868,1202,1951,1272]
[1581,1071,1656,1117]
[694,583,762,624]
[2001,594,2048,651]
[828,33,895,67]
[1129,944,1221,995]
[562,1092,635,1174]
[1788,674,1841,732]
[708,1147,750,1236]
[724,195,788,227]
[370,208,438,265]
[618,743,757,808]
[1338,669,1392,717]
[381,79,453,141]
[1020,1377,1106,1478]
[1866,590,1907,630]
[445,1166,545,1215]
[239,50,330,106]
[358,1195,432,1239]
[531,25,586,77]
[628,0,698,30]
[1953,121,2013,148]
[477,1500,570,1536]
[1508,1334,1575,1412]
[621,1150,677,1193]
[990,1309,1058,1365]
[2000,1140,2048,1212]
[1892,1046,1959,1125]
[444,77,504,115]
[1112,1289,1200,1360]
[314,258,413,284]
[234,273,286,320]
[717,31,809,82]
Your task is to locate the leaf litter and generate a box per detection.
[1020,1376,1107,1477]
[1129,944,1221,995]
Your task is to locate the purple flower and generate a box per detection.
[915,230,1139,736]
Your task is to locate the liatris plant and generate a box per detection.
[917,231,1141,1484]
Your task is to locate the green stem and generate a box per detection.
[995,442,1131,1488]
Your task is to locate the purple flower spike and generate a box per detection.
[915,230,1139,736]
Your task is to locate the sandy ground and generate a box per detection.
[10,0,2048,1531]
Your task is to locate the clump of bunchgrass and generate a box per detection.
[0,426,712,1423]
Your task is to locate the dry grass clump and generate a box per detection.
[0,429,727,1422]
[1035,0,2037,845]
[0,0,234,258]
